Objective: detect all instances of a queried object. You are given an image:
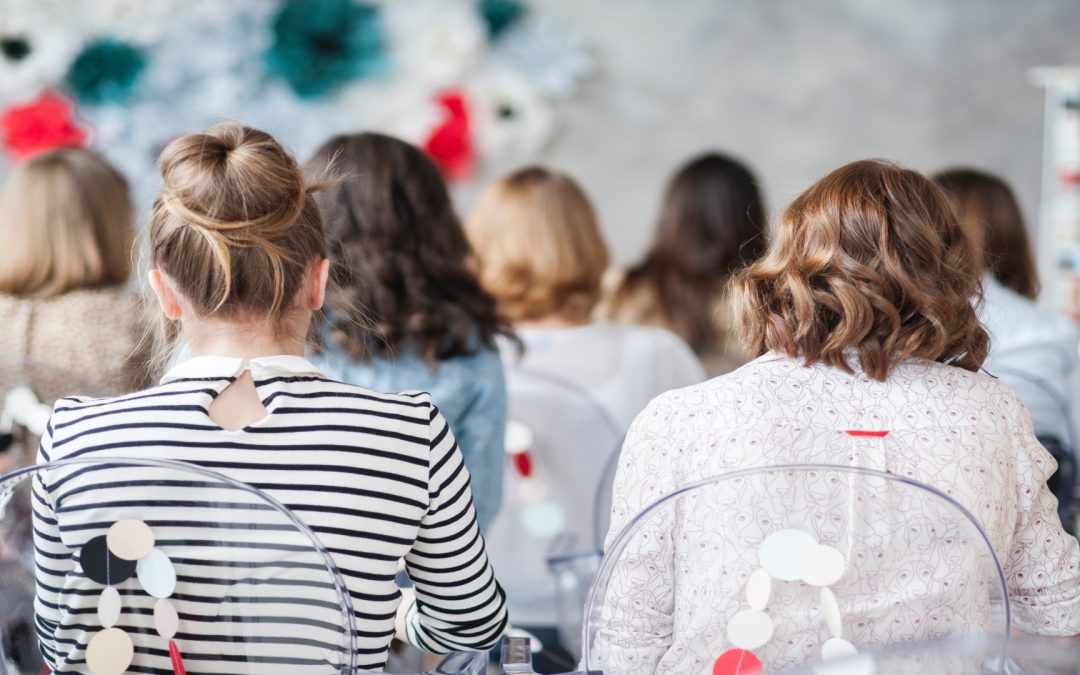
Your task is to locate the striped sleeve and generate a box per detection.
[402,402,508,652]
[32,411,66,671]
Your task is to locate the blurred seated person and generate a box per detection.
[597,152,768,376]
[466,166,704,667]
[598,160,1080,673]
[307,133,514,533]
[936,168,1080,519]
[0,148,144,471]
[0,148,143,392]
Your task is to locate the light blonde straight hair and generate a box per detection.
[0,148,134,298]
[466,166,609,322]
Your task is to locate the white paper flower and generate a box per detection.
[0,0,83,105]
[467,64,554,158]
[380,0,485,90]
[494,17,595,99]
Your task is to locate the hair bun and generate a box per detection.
[158,122,305,235]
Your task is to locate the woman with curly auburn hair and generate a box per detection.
[597,160,1080,673]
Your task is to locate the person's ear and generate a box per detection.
[148,269,183,320]
[306,257,330,311]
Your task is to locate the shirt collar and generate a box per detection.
[162,355,325,383]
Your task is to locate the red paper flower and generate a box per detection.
[1,91,89,161]
[424,91,474,180]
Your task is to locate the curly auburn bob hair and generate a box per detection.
[734,159,988,382]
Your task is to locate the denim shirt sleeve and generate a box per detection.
[452,349,507,534]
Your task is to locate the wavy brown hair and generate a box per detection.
[308,133,513,364]
[609,152,767,351]
[734,159,988,381]
[934,168,1038,300]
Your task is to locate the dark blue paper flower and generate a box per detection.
[267,0,386,99]
[65,39,146,105]
[478,0,526,39]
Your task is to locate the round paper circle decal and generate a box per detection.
[137,548,177,599]
[505,420,534,454]
[107,519,155,561]
[80,535,137,586]
[86,627,134,675]
[745,568,771,610]
[820,587,843,638]
[521,502,567,538]
[518,477,548,504]
[758,529,817,581]
[821,637,857,661]
[726,609,774,650]
[97,586,121,629]
[799,544,847,586]
[818,638,876,675]
[154,598,180,639]
[713,648,763,675]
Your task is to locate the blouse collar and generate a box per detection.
[161,355,325,383]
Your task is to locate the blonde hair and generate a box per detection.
[146,123,327,371]
[0,148,134,298]
[735,159,988,382]
[467,167,609,322]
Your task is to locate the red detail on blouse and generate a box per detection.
[846,429,890,437]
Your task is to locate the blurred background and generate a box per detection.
[1,0,1079,268]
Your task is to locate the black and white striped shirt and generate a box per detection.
[33,355,508,673]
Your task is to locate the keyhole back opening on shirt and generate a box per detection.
[208,371,270,431]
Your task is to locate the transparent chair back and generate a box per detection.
[374,649,487,675]
[787,633,1080,674]
[0,352,107,473]
[0,456,357,674]
[581,464,1010,674]
[486,366,623,658]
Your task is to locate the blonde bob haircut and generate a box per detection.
[0,148,134,298]
[734,159,988,382]
[467,166,609,322]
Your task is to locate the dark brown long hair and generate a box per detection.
[735,159,988,382]
[611,152,767,351]
[308,132,513,364]
[934,168,1039,300]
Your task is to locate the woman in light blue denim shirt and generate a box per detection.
[307,133,515,532]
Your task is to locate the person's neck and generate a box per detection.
[185,319,307,360]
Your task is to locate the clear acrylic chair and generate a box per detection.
[487,366,625,664]
[786,632,1080,674]
[0,456,357,675]
[574,464,1010,674]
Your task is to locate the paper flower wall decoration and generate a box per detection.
[1,91,88,161]
[479,0,526,39]
[266,0,386,99]
[0,0,593,192]
[65,39,146,105]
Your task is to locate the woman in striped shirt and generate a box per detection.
[32,123,507,672]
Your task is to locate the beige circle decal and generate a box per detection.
[86,627,134,675]
[107,520,156,561]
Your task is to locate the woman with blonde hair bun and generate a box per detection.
[598,160,1080,672]
[31,123,507,672]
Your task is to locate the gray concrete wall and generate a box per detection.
[471,0,1080,265]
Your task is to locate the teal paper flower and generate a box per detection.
[267,0,386,99]
[479,0,526,40]
[65,39,146,105]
